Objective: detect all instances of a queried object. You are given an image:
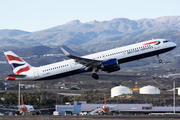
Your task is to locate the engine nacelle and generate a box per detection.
[15,110,22,115]
[101,58,120,73]
[36,111,41,115]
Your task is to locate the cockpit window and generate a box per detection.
[163,40,169,43]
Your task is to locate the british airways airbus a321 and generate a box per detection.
[4,39,176,81]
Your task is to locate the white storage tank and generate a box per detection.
[111,85,133,98]
[177,88,180,95]
[139,85,160,94]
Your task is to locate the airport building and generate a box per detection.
[55,101,180,115]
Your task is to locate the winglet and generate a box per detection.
[60,47,70,56]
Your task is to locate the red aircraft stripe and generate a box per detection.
[143,41,160,45]
[15,66,30,75]
[6,55,23,62]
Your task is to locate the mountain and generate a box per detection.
[0,38,25,47]
[1,16,180,46]
[164,58,180,69]
[75,30,180,53]
[0,29,30,38]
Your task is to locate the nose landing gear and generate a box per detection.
[158,59,162,63]
[157,55,162,63]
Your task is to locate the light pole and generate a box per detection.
[173,79,175,114]
[18,81,20,111]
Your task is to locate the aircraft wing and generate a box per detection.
[61,47,102,69]
[110,109,119,112]
[0,108,18,112]
[32,108,54,111]
[30,108,55,115]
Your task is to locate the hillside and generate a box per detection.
[164,58,180,69]
[0,29,30,38]
[0,16,180,46]
[73,30,180,53]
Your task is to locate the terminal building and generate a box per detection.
[55,101,180,115]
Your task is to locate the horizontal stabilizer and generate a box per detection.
[7,74,26,78]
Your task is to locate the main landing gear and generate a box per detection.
[92,67,99,80]
[92,73,99,80]
[157,55,162,63]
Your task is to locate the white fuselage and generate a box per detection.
[20,104,34,113]
[16,39,176,81]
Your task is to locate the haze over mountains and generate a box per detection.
[1,16,180,47]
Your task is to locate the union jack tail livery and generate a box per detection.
[4,51,32,75]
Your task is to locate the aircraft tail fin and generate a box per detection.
[21,94,24,105]
[4,51,32,75]
[104,94,106,105]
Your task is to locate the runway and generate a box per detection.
[1,115,180,120]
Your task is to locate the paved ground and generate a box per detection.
[1,115,180,120]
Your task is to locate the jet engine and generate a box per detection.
[36,110,41,115]
[15,110,22,115]
[101,58,120,73]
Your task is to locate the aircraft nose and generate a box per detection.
[172,42,177,48]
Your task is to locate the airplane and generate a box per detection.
[4,39,176,81]
[0,94,41,115]
[89,94,118,115]
[17,94,37,115]
[100,94,118,114]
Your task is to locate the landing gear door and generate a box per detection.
[33,69,39,78]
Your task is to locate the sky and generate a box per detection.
[0,0,180,32]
